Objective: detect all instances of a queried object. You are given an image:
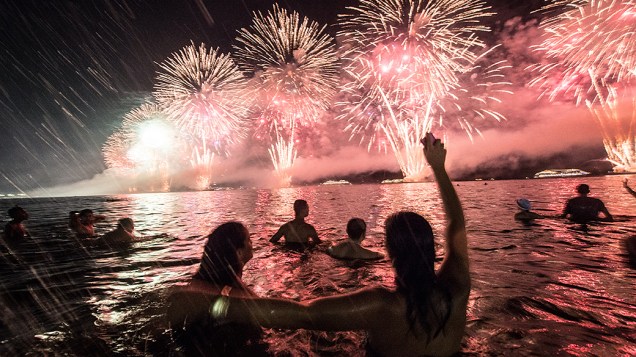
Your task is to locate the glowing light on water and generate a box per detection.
[234,5,339,183]
[337,0,502,180]
[529,0,636,172]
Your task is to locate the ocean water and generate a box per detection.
[1,175,635,356]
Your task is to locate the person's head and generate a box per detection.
[516,198,531,211]
[385,211,449,340]
[577,184,590,195]
[118,218,134,233]
[8,206,28,221]
[79,209,95,224]
[195,221,253,286]
[293,199,309,218]
[346,218,366,242]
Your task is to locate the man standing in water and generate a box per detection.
[561,184,613,223]
[270,199,321,248]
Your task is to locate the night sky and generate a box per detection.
[2,0,607,195]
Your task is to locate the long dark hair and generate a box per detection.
[384,211,451,341]
[194,222,248,288]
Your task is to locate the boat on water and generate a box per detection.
[381,178,404,184]
[533,168,590,179]
[320,180,352,185]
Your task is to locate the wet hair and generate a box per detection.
[293,199,308,215]
[118,218,134,232]
[346,218,366,241]
[194,222,249,288]
[384,211,451,342]
[8,206,25,219]
[577,184,590,194]
[79,209,93,217]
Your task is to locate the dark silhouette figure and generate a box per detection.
[561,184,613,223]
[69,209,106,238]
[270,199,321,248]
[3,206,29,242]
[168,222,266,356]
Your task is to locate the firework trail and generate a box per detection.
[529,0,636,171]
[337,0,501,180]
[154,43,251,187]
[154,43,250,156]
[234,4,339,184]
[102,103,182,191]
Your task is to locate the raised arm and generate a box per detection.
[624,179,636,198]
[421,133,468,287]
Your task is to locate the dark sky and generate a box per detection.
[0,0,562,193]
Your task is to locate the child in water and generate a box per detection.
[327,218,384,260]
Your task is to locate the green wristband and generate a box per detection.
[209,295,230,319]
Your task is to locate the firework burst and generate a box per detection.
[337,0,500,180]
[234,4,339,183]
[530,0,636,171]
[154,43,250,156]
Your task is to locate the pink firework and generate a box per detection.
[154,43,250,156]
[530,0,636,171]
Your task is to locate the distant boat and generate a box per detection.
[534,169,590,179]
[381,179,404,184]
[320,180,351,185]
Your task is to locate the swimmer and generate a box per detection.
[270,199,321,248]
[560,184,613,223]
[514,198,542,222]
[69,209,106,238]
[4,206,29,241]
[327,218,384,260]
[170,132,471,356]
[168,222,266,355]
[98,218,135,247]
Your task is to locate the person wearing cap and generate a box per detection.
[514,198,542,222]
[560,184,613,223]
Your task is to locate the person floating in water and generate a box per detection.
[97,218,135,247]
[168,222,267,356]
[514,198,542,222]
[327,218,384,260]
[623,179,636,198]
[560,184,613,223]
[169,132,471,356]
[269,199,321,248]
[3,206,29,241]
[69,209,106,238]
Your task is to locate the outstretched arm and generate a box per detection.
[421,133,469,290]
[624,179,636,198]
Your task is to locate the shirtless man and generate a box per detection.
[98,218,135,247]
[4,206,29,241]
[560,184,613,223]
[69,209,106,238]
[270,199,321,247]
[327,218,383,260]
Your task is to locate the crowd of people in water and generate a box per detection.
[2,133,636,356]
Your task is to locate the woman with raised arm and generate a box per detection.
[168,133,470,356]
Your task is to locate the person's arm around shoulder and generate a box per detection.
[422,133,469,292]
[219,286,391,331]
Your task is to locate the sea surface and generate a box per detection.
[1,175,635,356]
